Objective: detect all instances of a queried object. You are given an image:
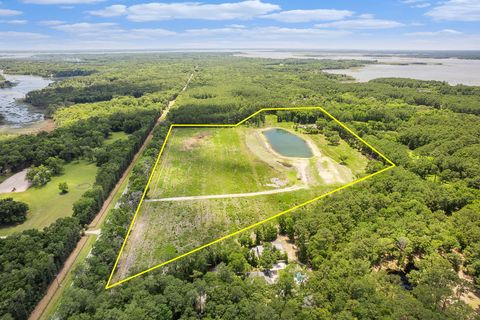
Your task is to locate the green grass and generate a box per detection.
[0,161,97,236]
[308,134,368,177]
[104,131,129,145]
[149,127,295,198]
[113,115,371,281]
[115,186,328,281]
[265,115,368,176]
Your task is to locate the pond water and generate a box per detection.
[0,73,52,128]
[263,128,313,158]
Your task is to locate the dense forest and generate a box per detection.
[0,54,194,117]
[0,54,479,319]
[0,110,162,318]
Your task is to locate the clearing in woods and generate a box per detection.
[107,107,395,287]
[0,161,97,236]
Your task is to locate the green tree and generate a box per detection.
[27,165,52,186]
[45,157,63,175]
[58,182,69,194]
[325,130,340,146]
[408,253,464,312]
[228,252,250,275]
[0,198,29,225]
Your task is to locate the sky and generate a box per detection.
[0,0,479,51]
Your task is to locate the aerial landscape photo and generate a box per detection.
[0,0,480,319]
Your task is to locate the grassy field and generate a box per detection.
[104,131,129,145]
[265,115,368,177]
[0,161,97,236]
[308,134,367,176]
[114,186,326,280]
[112,113,371,281]
[149,127,297,198]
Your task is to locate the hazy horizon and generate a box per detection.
[1,0,480,51]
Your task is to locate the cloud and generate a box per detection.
[89,4,126,17]
[426,0,480,21]
[404,29,462,36]
[0,8,22,16]
[358,14,374,19]
[316,19,404,29]
[0,31,48,39]
[90,1,280,21]
[0,19,28,24]
[261,9,353,23]
[401,0,431,9]
[127,28,176,38]
[52,22,122,37]
[51,22,176,39]
[39,20,65,25]
[227,24,247,28]
[413,3,431,8]
[184,26,351,39]
[23,0,105,4]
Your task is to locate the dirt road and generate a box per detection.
[144,184,307,202]
[28,236,88,320]
[28,71,195,320]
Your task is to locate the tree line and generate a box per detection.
[0,110,160,319]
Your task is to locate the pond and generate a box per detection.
[263,128,313,158]
[0,73,52,129]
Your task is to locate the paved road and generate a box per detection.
[145,184,308,202]
[28,71,195,320]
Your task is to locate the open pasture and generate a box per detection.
[110,111,373,284]
[148,127,298,198]
[0,161,97,236]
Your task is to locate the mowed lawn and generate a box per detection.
[0,161,97,236]
[149,127,294,198]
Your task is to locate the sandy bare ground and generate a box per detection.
[458,269,480,310]
[85,229,101,236]
[0,169,31,194]
[304,136,353,185]
[145,184,308,202]
[0,119,55,135]
[113,207,149,281]
[316,157,352,185]
[274,235,298,262]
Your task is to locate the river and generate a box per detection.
[323,57,480,86]
[0,73,52,131]
[236,51,480,86]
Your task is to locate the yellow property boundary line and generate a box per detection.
[106,106,396,289]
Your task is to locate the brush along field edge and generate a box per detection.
[106,107,396,289]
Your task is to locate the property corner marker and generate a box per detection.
[105,107,396,289]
